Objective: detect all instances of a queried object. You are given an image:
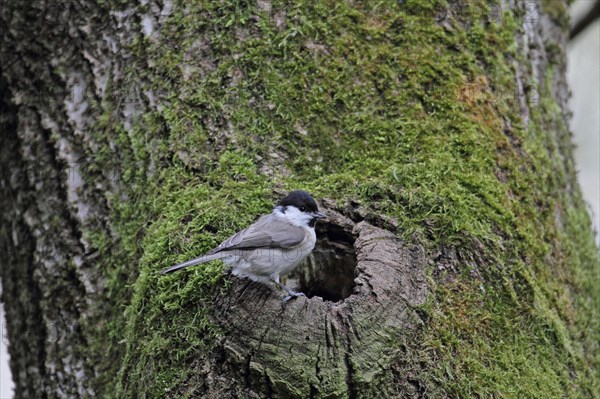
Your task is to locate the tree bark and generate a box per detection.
[1,1,598,398]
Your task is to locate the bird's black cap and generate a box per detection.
[277,190,319,213]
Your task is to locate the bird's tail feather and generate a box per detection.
[161,253,223,274]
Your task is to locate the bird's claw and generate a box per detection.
[282,290,306,305]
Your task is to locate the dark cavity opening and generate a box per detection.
[288,219,357,302]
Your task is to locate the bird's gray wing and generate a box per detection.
[207,215,306,255]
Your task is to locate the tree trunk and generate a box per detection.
[1,1,598,398]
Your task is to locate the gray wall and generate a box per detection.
[568,1,600,243]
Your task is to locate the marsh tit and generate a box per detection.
[161,190,326,302]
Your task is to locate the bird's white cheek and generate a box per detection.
[282,206,312,227]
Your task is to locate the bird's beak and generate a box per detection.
[313,211,326,220]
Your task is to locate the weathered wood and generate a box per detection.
[202,209,427,397]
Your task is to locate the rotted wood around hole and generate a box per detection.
[208,204,429,398]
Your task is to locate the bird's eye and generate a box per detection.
[300,206,306,211]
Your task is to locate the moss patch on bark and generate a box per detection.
[87,0,600,397]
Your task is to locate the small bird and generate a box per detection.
[161,190,325,302]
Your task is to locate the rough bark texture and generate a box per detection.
[1,1,598,398]
[200,212,428,398]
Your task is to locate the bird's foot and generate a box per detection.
[271,279,306,304]
[282,289,306,305]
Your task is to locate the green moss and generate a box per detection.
[79,0,600,397]
[111,151,276,395]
